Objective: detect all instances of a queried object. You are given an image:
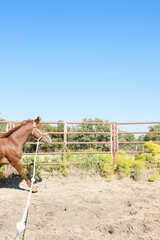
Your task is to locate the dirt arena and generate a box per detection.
[1,173,160,240]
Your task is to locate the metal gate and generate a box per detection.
[0,120,160,167]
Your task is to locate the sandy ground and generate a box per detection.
[1,173,160,240]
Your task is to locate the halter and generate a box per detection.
[32,121,48,142]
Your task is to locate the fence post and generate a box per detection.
[5,122,15,177]
[110,123,113,156]
[112,123,116,165]
[116,123,119,154]
[63,122,67,159]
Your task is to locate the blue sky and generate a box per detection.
[0,0,160,130]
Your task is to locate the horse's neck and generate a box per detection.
[10,125,32,147]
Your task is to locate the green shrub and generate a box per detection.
[144,142,160,156]
[105,174,115,182]
[130,154,146,181]
[131,169,142,181]
[102,154,115,181]
[134,160,145,170]
[22,156,41,181]
[60,149,71,176]
[0,166,5,179]
[60,157,69,176]
[78,154,104,171]
[19,146,160,181]
[134,153,147,161]
[148,172,159,182]
[134,154,146,171]
[116,151,134,177]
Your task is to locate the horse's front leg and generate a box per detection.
[12,160,37,192]
[12,160,31,188]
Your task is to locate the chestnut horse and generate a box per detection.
[0,117,51,189]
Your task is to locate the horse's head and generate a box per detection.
[32,117,52,144]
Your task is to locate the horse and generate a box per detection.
[0,116,51,191]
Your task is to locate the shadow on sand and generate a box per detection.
[0,175,42,192]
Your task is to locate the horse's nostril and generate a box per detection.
[45,138,51,144]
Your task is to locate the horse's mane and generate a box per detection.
[0,119,33,138]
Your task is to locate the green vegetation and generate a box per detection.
[0,114,6,132]
[142,125,160,142]
[144,142,160,156]
[1,114,160,182]
[68,118,111,151]
[22,156,41,181]
[119,134,137,151]
[148,173,159,182]
[116,151,134,177]
[1,145,160,182]
[131,153,146,181]
[19,142,160,182]
[60,149,71,176]
[0,166,5,178]
[102,154,115,181]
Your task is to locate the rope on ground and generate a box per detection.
[14,141,40,240]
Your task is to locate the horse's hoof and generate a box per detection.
[32,186,37,193]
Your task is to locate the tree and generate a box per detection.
[142,125,160,141]
[68,118,111,151]
[118,134,137,151]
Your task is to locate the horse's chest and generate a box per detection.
[3,141,22,159]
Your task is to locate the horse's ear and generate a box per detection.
[34,116,41,124]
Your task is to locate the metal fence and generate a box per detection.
[1,121,160,166]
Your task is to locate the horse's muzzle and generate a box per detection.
[45,137,52,144]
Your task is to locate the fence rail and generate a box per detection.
[0,120,160,166]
